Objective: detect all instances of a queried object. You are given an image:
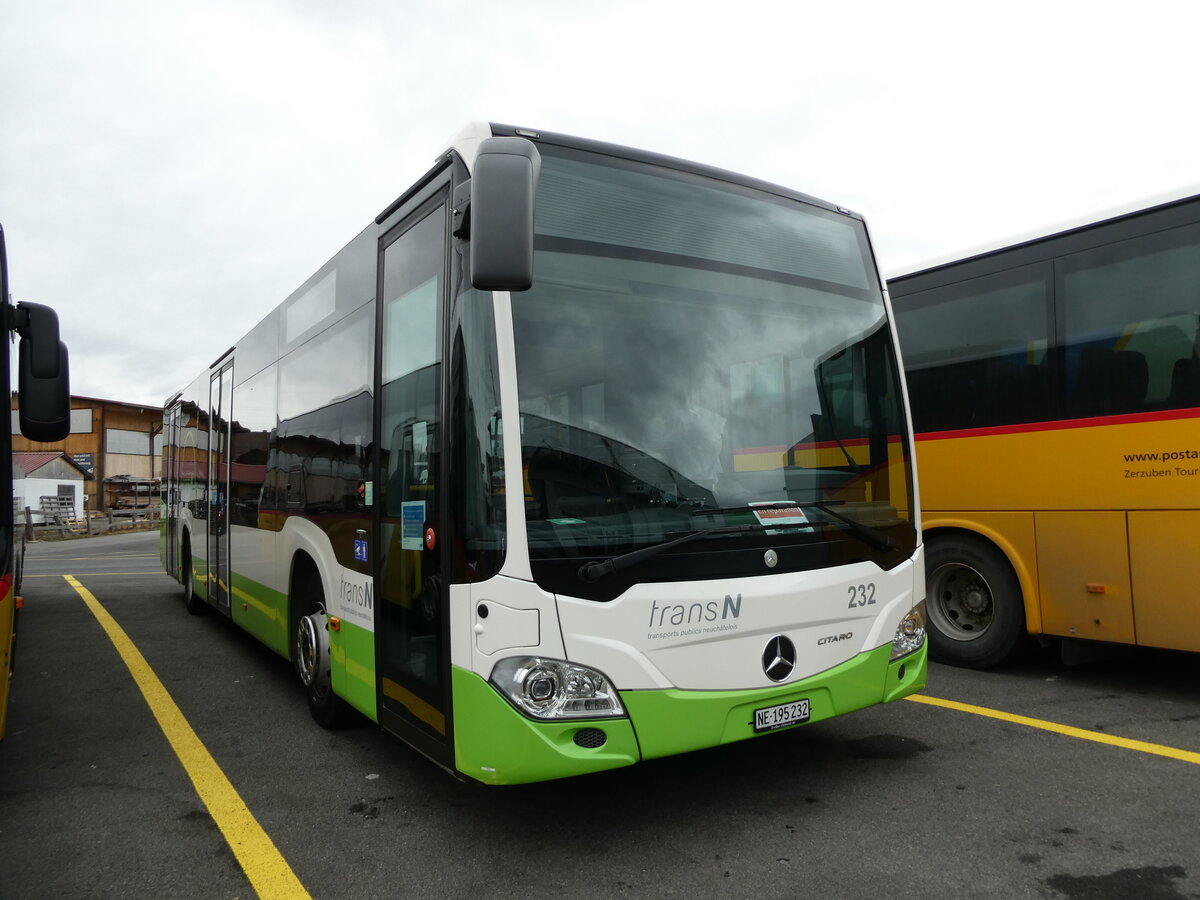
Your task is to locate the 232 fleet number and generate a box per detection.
[847,583,876,608]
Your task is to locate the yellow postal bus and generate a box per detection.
[889,193,1200,668]
[0,223,71,737]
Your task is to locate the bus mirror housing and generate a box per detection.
[15,302,71,442]
[469,137,540,292]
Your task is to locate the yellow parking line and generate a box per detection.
[906,693,1200,765]
[30,555,160,561]
[65,575,312,900]
[24,573,163,578]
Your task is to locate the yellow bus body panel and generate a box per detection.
[1128,510,1200,651]
[1,580,13,740]
[916,408,1200,652]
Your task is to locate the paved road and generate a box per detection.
[2,531,1198,899]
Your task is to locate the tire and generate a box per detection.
[924,535,1026,669]
[293,573,353,728]
[182,539,206,616]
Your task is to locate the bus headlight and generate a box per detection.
[890,600,927,661]
[490,657,626,720]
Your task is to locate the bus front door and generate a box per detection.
[375,182,451,765]
[164,404,181,580]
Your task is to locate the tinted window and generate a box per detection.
[1060,223,1200,417]
[538,153,875,293]
[448,287,505,581]
[229,365,276,528]
[894,265,1052,432]
[268,305,373,524]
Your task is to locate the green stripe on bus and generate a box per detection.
[331,618,377,721]
[623,643,924,760]
[452,666,640,785]
[230,572,289,657]
[451,644,926,784]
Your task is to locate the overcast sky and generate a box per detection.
[3,0,1198,408]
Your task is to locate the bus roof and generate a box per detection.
[447,122,857,220]
[887,185,1200,284]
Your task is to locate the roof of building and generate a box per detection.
[70,394,163,413]
[13,451,92,479]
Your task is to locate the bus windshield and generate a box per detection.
[511,148,915,594]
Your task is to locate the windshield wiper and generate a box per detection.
[690,500,896,553]
[577,501,897,583]
[799,500,896,552]
[577,522,810,583]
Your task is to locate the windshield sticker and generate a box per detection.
[750,502,811,532]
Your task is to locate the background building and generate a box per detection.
[12,451,90,522]
[10,395,162,512]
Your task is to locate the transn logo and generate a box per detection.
[648,594,742,628]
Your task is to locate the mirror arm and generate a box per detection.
[452,179,471,239]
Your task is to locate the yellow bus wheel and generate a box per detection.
[925,535,1025,669]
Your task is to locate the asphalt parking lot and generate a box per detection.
[2,531,1198,899]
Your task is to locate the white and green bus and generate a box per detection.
[160,124,927,784]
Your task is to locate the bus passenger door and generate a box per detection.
[375,182,451,764]
[164,404,181,578]
[207,363,233,613]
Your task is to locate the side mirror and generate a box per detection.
[469,137,541,292]
[16,302,70,442]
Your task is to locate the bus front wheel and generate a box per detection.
[925,536,1025,669]
[293,575,352,728]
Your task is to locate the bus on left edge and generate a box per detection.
[1,222,72,739]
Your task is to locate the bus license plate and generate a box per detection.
[754,698,811,733]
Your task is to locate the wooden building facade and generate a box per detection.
[10,395,163,512]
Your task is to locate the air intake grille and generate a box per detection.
[573,728,607,749]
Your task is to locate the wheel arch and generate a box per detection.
[280,517,340,604]
[179,523,195,588]
[922,519,1042,637]
[286,549,323,663]
[281,523,355,727]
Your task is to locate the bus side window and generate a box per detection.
[893,265,1051,433]
[1171,355,1200,406]
[1061,222,1200,417]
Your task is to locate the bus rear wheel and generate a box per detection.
[925,536,1025,669]
[182,539,205,616]
[293,575,352,728]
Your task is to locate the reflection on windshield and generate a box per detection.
[521,411,713,541]
[510,151,915,589]
[513,253,913,563]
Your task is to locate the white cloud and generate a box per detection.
[3,0,1198,405]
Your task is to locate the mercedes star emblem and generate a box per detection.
[762,635,797,682]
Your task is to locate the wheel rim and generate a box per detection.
[296,615,321,688]
[928,561,995,642]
